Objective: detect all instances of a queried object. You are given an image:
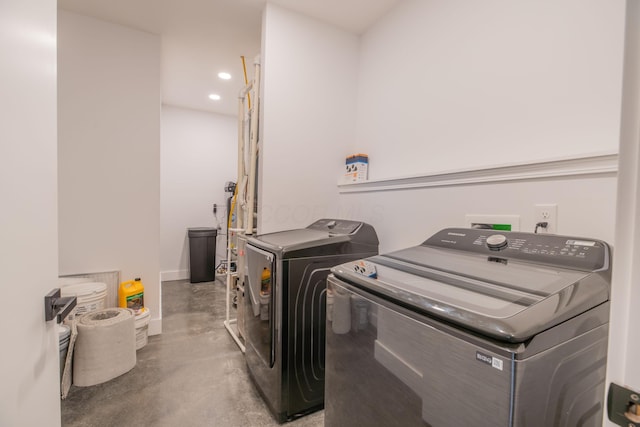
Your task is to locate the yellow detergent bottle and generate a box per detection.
[260,267,271,296]
[259,268,271,320]
[119,277,144,314]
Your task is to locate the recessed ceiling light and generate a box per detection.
[218,72,231,80]
[208,93,221,101]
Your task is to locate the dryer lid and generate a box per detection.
[247,229,350,254]
[246,219,377,255]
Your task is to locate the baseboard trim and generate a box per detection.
[148,318,162,336]
[161,269,189,282]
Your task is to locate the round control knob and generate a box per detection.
[486,234,508,251]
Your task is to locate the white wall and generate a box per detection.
[258,4,360,233]
[355,0,626,179]
[0,0,60,425]
[57,11,162,334]
[335,0,624,265]
[161,105,237,280]
[259,1,623,248]
[341,0,625,250]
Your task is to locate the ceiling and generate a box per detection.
[58,0,401,116]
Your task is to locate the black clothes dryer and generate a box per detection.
[243,219,378,422]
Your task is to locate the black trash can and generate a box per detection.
[188,227,217,283]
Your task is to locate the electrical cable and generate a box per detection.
[212,203,222,230]
[534,221,548,234]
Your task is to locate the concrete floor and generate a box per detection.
[61,279,324,427]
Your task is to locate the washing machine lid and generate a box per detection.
[331,228,611,343]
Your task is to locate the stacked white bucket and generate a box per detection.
[58,277,150,350]
[58,324,71,379]
[57,278,150,381]
[133,307,150,350]
[58,277,108,320]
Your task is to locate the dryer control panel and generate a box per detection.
[423,228,609,271]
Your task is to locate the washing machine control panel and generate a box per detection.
[424,228,609,271]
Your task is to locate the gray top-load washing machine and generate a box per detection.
[325,227,611,427]
[243,219,379,422]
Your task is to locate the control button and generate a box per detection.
[486,234,508,251]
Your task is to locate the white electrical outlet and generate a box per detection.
[534,204,558,233]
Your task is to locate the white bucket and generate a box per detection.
[58,324,71,379]
[58,277,91,287]
[61,282,108,320]
[134,308,151,350]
